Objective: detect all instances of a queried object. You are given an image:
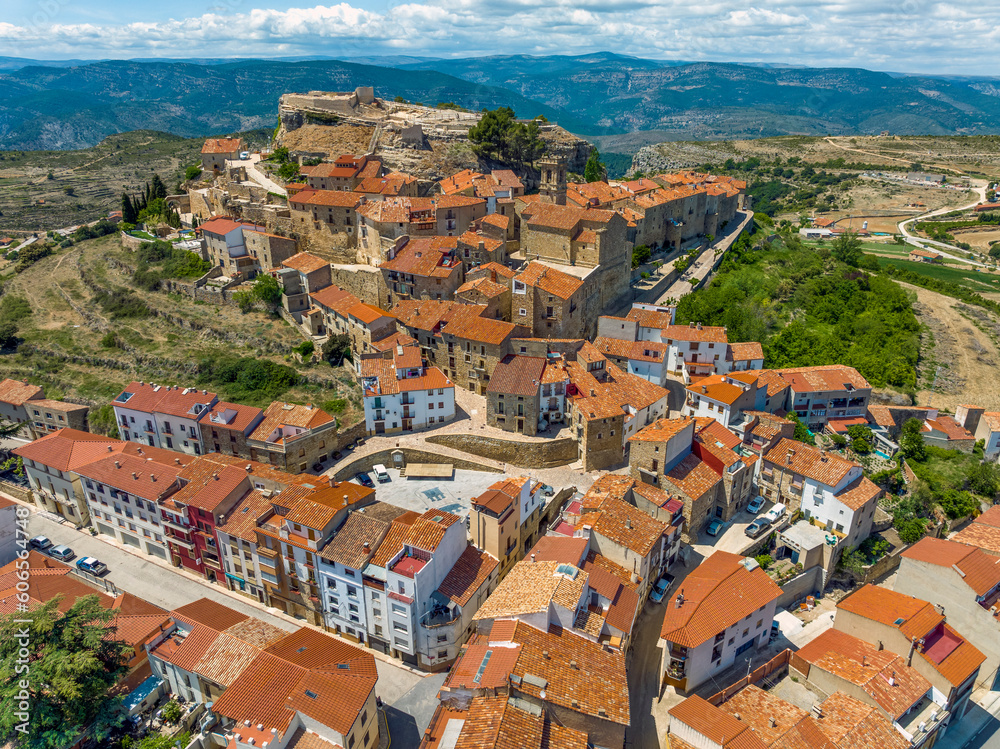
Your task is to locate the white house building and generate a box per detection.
[111,381,217,455]
[360,346,456,435]
[659,552,781,693]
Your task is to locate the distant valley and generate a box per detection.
[3,53,1000,152]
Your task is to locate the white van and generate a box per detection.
[764,502,787,524]
[372,464,390,483]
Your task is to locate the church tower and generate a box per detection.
[537,155,567,206]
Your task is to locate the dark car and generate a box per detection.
[355,472,375,488]
[650,573,676,604]
[745,517,773,539]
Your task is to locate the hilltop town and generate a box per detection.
[4,85,1000,749]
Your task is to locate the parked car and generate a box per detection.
[372,464,390,483]
[354,472,375,488]
[763,503,787,524]
[76,557,108,576]
[745,516,773,539]
[706,519,724,537]
[747,496,765,514]
[650,573,676,604]
[239,151,250,160]
[540,484,555,497]
[48,545,75,562]
[770,622,781,642]
[29,535,52,551]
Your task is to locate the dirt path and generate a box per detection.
[903,282,1000,412]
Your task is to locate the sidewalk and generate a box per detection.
[947,689,1000,749]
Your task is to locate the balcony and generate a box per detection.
[258,545,278,560]
[421,607,460,629]
[160,516,188,533]
[168,535,195,551]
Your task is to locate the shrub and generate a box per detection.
[100,331,119,348]
[640,271,651,280]
[0,321,18,349]
[829,434,847,447]
[294,340,315,358]
[88,404,119,436]
[323,398,347,414]
[754,554,773,570]
[197,355,300,404]
[161,699,182,724]
[184,165,203,181]
[631,245,651,269]
[94,289,151,319]
[232,289,255,313]
[322,334,352,366]
[897,517,927,544]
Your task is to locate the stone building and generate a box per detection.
[246,402,340,473]
[200,138,242,173]
[288,189,364,251]
[0,378,45,437]
[24,399,90,438]
[455,275,511,320]
[277,251,332,322]
[512,260,600,339]
[486,355,548,436]
[381,236,464,304]
[197,401,265,458]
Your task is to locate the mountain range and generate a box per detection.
[2,52,1000,152]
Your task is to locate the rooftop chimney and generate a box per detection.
[132,472,137,479]
[769,717,777,728]
[114,460,121,468]
[531,553,536,563]
[625,517,632,529]
[542,650,549,659]
[175,458,181,465]
[570,660,578,669]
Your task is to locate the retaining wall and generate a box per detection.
[424,434,578,469]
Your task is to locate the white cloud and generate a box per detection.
[0,0,998,75]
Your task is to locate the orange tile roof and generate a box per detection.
[524,202,616,231]
[589,495,667,557]
[624,307,675,330]
[923,415,974,441]
[764,438,857,487]
[294,190,365,208]
[436,545,498,606]
[453,696,588,749]
[309,284,362,316]
[249,402,334,442]
[14,428,125,471]
[0,378,42,405]
[75,452,185,501]
[202,138,241,154]
[442,307,521,346]
[199,216,245,236]
[486,355,546,397]
[171,459,249,512]
[320,511,391,570]
[515,261,584,300]
[662,453,721,501]
[507,621,629,725]
[669,696,761,747]
[795,629,929,719]
[628,417,694,443]
[282,252,329,275]
[660,551,782,648]
[663,323,729,344]
[382,238,461,279]
[369,514,420,568]
[776,365,871,394]
[201,401,263,433]
[837,584,942,638]
[729,341,764,361]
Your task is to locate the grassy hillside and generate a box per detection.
[0,234,363,428]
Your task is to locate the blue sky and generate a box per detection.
[2,0,998,75]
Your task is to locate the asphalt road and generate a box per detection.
[25,511,445,731]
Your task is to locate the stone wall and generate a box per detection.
[775,566,825,610]
[330,265,390,308]
[425,434,578,469]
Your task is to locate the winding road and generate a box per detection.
[896,180,989,266]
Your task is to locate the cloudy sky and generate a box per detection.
[2,0,997,75]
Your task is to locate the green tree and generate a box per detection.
[831,231,863,267]
[787,412,815,445]
[268,146,290,164]
[631,244,651,269]
[0,321,18,350]
[127,732,192,749]
[232,289,255,313]
[896,517,927,544]
[252,274,282,309]
[468,107,516,160]
[277,162,300,181]
[294,340,315,358]
[900,418,927,462]
[506,119,545,167]
[584,148,605,183]
[184,165,203,181]
[968,462,1000,498]
[322,334,352,366]
[0,596,133,748]
[121,193,137,224]
[150,174,167,200]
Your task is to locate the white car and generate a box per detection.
[747,496,765,514]
[763,502,787,524]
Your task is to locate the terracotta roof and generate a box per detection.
[628,417,695,443]
[382,238,461,279]
[687,374,753,406]
[173,597,250,631]
[487,355,546,397]
[624,307,675,330]
[589,496,667,557]
[216,489,273,543]
[516,261,583,300]
[923,414,974,441]
[319,511,391,570]
[199,216,244,236]
[0,378,43,405]
[660,552,782,648]
[437,545,499,606]
[14,428,125,471]
[249,402,334,442]
[525,202,616,231]
[527,536,589,566]
[813,691,909,749]
[171,459,249,512]
[293,190,365,208]
[953,516,1000,555]
[454,696,588,749]
[202,138,241,154]
[764,438,857,487]
[442,307,521,346]
[663,323,729,344]
[506,621,629,725]
[729,341,764,361]
[282,252,329,275]
[776,365,871,394]
[474,560,582,621]
[833,476,882,511]
[26,398,88,414]
[75,452,184,501]
[201,401,263,433]
[392,299,469,333]
[446,636,523,690]
[669,696,762,747]
[310,285,362,316]
[798,629,930,719]
[662,453,721,501]
[457,276,508,298]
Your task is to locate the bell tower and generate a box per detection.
[538,155,567,206]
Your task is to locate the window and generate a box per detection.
[374,625,383,635]
[349,735,356,749]
[742,628,749,637]
[438,650,448,658]
[756,619,763,628]
[348,585,358,598]
[391,603,406,615]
